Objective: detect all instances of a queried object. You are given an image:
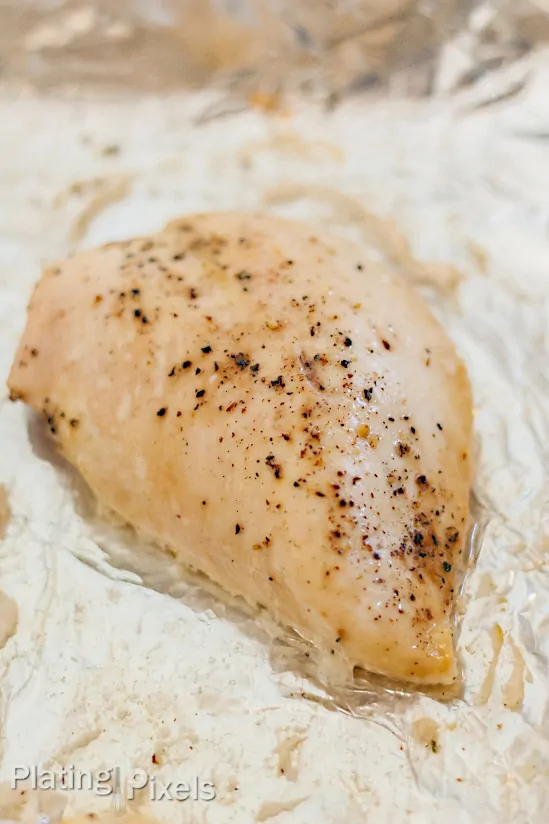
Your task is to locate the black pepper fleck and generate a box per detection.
[265,455,282,479]
[234,354,249,370]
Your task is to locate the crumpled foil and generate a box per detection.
[0,3,549,823]
[0,0,548,101]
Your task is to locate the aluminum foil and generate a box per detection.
[1,0,549,101]
[0,3,549,823]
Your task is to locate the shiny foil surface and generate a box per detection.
[0,3,548,823]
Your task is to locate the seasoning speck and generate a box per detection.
[157,408,167,417]
[265,455,282,479]
[235,355,249,370]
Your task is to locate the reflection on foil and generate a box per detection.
[0,0,548,102]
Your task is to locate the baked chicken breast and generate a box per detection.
[8,213,472,685]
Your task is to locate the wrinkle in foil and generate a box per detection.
[1,0,549,102]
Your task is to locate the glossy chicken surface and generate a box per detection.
[8,213,472,685]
